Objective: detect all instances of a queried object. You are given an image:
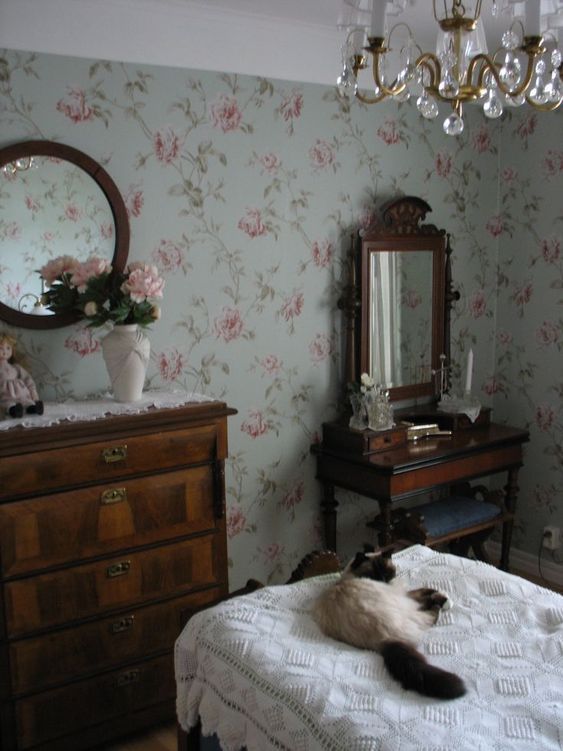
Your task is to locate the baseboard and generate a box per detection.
[487,541,563,588]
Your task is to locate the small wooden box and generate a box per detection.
[322,419,408,455]
[397,405,492,431]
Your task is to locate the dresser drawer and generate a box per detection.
[9,587,220,694]
[5,535,219,636]
[0,465,217,578]
[15,652,175,749]
[0,423,218,501]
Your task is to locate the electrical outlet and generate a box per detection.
[543,526,561,550]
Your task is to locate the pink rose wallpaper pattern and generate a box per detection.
[0,48,561,587]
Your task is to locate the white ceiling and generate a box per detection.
[0,0,561,86]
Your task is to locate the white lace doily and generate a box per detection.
[0,389,215,431]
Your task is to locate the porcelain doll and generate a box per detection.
[0,333,44,419]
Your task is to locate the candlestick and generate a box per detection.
[464,348,473,394]
[525,0,541,36]
[370,0,386,38]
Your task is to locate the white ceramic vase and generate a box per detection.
[101,324,150,402]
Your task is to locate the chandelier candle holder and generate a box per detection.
[338,0,562,135]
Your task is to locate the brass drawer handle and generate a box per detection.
[116,669,140,687]
[106,560,131,578]
[101,487,127,505]
[110,615,135,634]
[102,445,128,464]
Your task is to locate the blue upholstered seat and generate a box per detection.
[415,496,501,538]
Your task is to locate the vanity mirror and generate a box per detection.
[0,140,129,329]
[342,196,457,403]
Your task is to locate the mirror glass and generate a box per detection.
[0,141,129,329]
[354,197,448,403]
[368,249,434,390]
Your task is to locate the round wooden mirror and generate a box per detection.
[0,140,129,329]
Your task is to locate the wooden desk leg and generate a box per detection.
[321,483,338,552]
[378,500,393,547]
[500,466,520,571]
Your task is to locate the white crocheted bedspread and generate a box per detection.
[175,545,563,751]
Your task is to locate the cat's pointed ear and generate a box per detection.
[363,543,376,553]
[351,552,367,570]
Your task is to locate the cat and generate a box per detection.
[312,546,466,700]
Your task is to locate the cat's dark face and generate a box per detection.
[348,550,396,583]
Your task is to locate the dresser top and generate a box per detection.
[0,395,236,458]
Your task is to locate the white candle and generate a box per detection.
[370,0,386,38]
[464,348,474,394]
[525,0,541,36]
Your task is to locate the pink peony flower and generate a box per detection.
[535,404,555,432]
[121,263,165,302]
[540,236,560,264]
[542,149,563,179]
[3,221,21,240]
[100,223,113,239]
[158,348,185,381]
[501,166,518,183]
[535,320,560,346]
[311,239,334,268]
[497,330,513,346]
[472,126,492,154]
[227,504,247,538]
[279,89,303,122]
[435,151,452,178]
[64,203,82,222]
[516,113,537,140]
[56,87,94,123]
[280,481,304,512]
[514,282,533,308]
[25,195,41,213]
[402,289,422,309]
[64,328,100,356]
[280,293,304,322]
[261,542,284,563]
[213,307,244,342]
[124,185,144,218]
[153,125,183,164]
[257,152,281,174]
[70,256,112,292]
[40,255,81,285]
[260,354,282,376]
[152,239,184,273]
[309,332,333,363]
[486,215,505,237]
[377,119,401,145]
[238,208,267,238]
[240,409,269,438]
[309,139,335,171]
[210,94,242,133]
[469,290,487,319]
[482,376,502,396]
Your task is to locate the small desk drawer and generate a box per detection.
[5,535,218,636]
[0,423,218,500]
[9,588,220,694]
[0,465,216,577]
[15,653,175,749]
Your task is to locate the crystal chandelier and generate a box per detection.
[337,0,563,135]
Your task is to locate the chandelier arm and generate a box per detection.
[371,54,408,97]
[355,90,388,105]
[414,53,442,90]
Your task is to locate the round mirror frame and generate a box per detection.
[0,140,130,330]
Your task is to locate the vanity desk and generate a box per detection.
[316,196,529,570]
[312,417,529,570]
[0,398,235,751]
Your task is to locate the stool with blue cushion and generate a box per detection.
[378,485,509,564]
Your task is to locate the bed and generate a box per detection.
[175,545,563,750]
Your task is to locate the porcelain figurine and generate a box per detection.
[0,333,44,418]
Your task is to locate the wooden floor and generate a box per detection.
[104,722,176,751]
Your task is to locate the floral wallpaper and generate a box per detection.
[0,48,561,588]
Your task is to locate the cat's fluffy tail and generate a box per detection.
[380,640,466,700]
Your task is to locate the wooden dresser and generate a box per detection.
[0,400,236,751]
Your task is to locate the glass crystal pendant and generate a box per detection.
[483,86,503,119]
[416,90,439,119]
[529,60,548,105]
[443,112,464,136]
